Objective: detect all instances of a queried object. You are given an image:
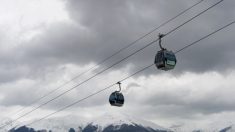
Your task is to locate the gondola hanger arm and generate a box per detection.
[116,82,121,92]
[158,33,166,50]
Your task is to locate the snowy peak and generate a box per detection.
[9,112,171,132]
[90,112,135,127]
[87,112,170,132]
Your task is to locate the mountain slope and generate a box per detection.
[170,122,235,132]
[9,112,170,132]
[83,123,168,132]
[83,112,171,132]
[9,126,44,132]
[8,114,235,132]
[29,115,87,132]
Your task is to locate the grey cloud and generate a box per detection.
[0,0,233,86]
[13,0,235,78]
[134,86,235,119]
[126,82,141,91]
[0,84,38,106]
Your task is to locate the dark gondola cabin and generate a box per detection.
[109,91,124,107]
[155,49,177,71]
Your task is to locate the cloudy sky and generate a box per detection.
[0,0,235,129]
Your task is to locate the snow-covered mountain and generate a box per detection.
[8,112,171,132]
[170,122,235,132]
[83,112,171,132]
[6,113,235,132]
[29,115,88,132]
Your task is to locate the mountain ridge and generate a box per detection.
[6,113,235,132]
[8,112,170,132]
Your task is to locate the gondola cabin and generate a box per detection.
[155,49,176,71]
[109,91,124,107]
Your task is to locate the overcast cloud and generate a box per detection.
[0,0,235,129]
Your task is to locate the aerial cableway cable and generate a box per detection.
[23,20,235,127]
[7,0,205,118]
[25,64,156,127]
[7,0,204,118]
[0,0,224,129]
